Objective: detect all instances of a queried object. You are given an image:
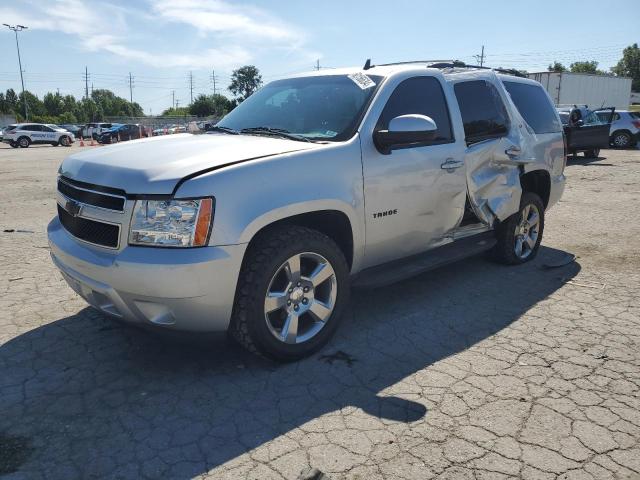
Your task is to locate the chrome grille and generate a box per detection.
[57,177,125,212]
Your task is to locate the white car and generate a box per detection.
[3,123,75,148]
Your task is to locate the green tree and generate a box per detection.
[611,43,640,91]
[161,106,190,116]
[57,111,78,124]
[5,89,18,113]
[229,65,262,102]
[569,61,604,74]
[548,62,567,72]
[189,93,232,117]
[43,92,64,117]
[18,91,46,117]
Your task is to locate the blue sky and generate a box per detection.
[0,0,637,114]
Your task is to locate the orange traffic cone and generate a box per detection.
[79,137,85,147]
[90,136,95,146]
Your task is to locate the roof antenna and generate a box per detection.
[363,58,372,70]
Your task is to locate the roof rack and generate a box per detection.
[365,59,527,78]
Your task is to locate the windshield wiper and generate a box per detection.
[207,125,239,134]
[240,127,312,143]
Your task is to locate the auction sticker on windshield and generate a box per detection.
[348,72,375,89]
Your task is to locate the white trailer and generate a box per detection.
[528,72,632,110]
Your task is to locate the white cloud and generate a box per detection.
[0,0,309,69]
[152,0,303,43]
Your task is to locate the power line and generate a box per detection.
[473,45,485,67]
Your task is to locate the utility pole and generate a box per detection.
[315,59,320,71]
[189,71,193,104]
[3,24,29,120]
[474,45,485,67]
[210,69,217,95]
[175,99,180,110]
[128,72,134,103]
[83,66,90,99]
[172,90,175,109]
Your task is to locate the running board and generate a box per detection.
[352,231,496,289]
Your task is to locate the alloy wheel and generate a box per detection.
[514,203,540,260]
[264,252,337,344]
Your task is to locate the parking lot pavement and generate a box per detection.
[1,143,639,480]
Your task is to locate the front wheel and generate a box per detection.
[59,136,71,147]
[491,192,545,265]
[230,226,350,361]
[9,141,18,148]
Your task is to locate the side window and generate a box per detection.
[377,76,453,144]
[502,81,562,134]
[27,125,42,132]
[41,126,55,132]
[454,80,510,144]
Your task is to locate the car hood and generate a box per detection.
[59,133,320,194]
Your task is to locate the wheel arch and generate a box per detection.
[243,208,356,271]
[520,169,551,209]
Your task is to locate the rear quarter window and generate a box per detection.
[503,81,562,134]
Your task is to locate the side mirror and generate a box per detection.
[374,114,438,154]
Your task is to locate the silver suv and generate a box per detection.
[594,110,640,148]
[48,63,566,360]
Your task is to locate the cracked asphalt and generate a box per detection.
[1,143,639,480]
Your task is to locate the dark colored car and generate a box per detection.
[559,107,615,158]
[98,124,148,144]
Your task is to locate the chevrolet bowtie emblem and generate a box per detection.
[64,199,82,217]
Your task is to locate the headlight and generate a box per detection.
[129,198,213,247]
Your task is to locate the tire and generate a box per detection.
[586,148,600,158]
[9,141,18,148]
[51,142,59,147]
[59,136,71,147]
[230,225,350,361]
[17,136,30,148]
[611,131,632,148]
[491,192,545,265]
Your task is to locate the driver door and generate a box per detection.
[360,75,467,268]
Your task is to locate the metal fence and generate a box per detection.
[103,115,222,130]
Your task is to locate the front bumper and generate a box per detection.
[48,217,247,332]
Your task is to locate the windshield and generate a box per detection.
[217,74,383,141]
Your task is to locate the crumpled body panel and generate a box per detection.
[461,71,540,224]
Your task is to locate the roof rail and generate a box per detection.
[427,62,528,78]
[371,59,527,78]
[377,59,458,67]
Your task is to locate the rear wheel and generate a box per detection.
[612,131,631,148]
[18,136,30,148]
[230,226,349,361]
[491,192,544,265]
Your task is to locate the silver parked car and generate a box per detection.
[594,109,640,148]
[48,63,566,361]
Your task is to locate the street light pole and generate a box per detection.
[3,24,29,120]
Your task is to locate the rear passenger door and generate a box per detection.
[360,74,467,267]
[453,79,523,224]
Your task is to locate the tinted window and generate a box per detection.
[377,76,453,144]
[503,81,562,134]
[24,124,42,131]
[629,112,640,119]
[41,125,55,132]
[454,80,510,144]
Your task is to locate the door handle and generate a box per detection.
[505,146,522,158]
[440,158,464,171]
